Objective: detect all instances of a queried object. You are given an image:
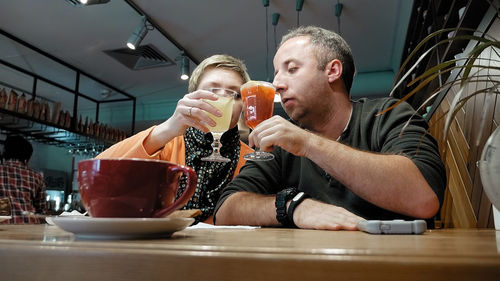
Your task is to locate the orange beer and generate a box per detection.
[240,81,275,129]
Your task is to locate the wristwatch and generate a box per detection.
[275,187,298,227]
[287,191,310,228]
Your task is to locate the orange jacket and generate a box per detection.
[97,126,253,178]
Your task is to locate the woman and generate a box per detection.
[97,54,253,223]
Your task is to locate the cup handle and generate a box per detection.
[153,165,197,218]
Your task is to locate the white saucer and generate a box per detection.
[51,216,195,239]
[0,216,12,222]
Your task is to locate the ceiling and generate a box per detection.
[0,0,413,133]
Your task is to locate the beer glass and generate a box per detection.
[201,88,236,162]
[240,81,275,161]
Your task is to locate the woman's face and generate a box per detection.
[197,67,245,129]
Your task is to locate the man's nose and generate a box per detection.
[272,75,285,95]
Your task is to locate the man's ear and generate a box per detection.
[326,59,343,83]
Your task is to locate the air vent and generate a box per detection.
[65,0,82,6]
[104,44,175,70]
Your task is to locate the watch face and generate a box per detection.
[284,188,297,199]
[292,192,304,201]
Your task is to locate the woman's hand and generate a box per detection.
[165,89,222,136]
[144,90,222,154]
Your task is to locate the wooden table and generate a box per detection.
[0,224,499,281]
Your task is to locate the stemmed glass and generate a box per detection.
[240,81,276,161]
[200,88,236,162]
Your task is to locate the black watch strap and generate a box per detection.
[287,191,310,228]
[275,187,298,227]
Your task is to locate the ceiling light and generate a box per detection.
[272,13,280,51]
[100,89,114,99]
[296,0,304,27]
[180,51,190,80]
[127,16,148,50]
[263,0,270,81]
[272,13,280,26]
[79,0,110,5]
[335,1,343,34]
[296,0,304,11]
[335,2,343,17]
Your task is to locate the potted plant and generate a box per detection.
[385,1,500,228]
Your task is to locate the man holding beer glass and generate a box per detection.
[97,54,253,223]
[215,26,446,230]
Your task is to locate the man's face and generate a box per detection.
[197,67,244,129]
[272,36,329,128]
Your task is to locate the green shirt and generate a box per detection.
[214,98,446,226]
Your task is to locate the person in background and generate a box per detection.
[214,26,446,230]
[97,54,253,223]
[0,135,47,224]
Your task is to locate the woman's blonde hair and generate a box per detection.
[188,54,250,92]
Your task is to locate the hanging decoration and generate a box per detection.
[296,0,304,27]
[272,13,280,53]
[335,0,343,35]
[263,0,271,81]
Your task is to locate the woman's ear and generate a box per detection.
[326,59,343,83]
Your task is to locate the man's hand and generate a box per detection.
[291,198,363,230]
[248,116,312,157]
[216,191,363,231]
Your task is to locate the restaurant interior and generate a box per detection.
[0,0,411,216]
[0,0,499,228]
[0,0,498,226]
[1,1,500,280]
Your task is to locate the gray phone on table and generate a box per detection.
[358,219,427,234]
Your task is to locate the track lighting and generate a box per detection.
[79,0,110,5]
[127,16,148,50]
[180,51,190,80]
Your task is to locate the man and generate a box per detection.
[0,135,47,224]
[214,26,446,230]
[97,54,253,223]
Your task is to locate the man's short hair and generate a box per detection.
[2,135,33,162]
[188,54,251,92]
[280,26,355,94]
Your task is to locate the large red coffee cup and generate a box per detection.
[78,158,197,218]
